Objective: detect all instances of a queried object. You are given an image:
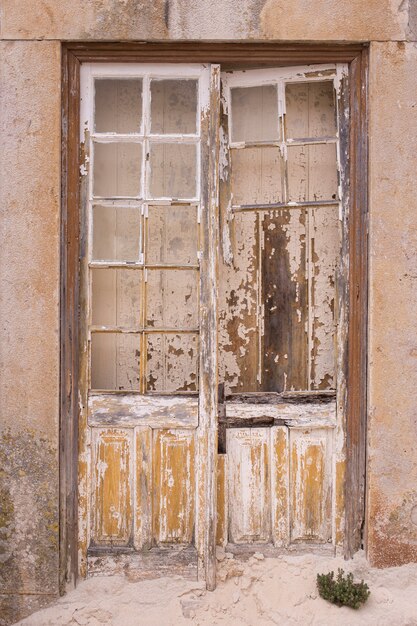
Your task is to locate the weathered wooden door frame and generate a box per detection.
[60,41,368,593]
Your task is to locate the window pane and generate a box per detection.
[91,268,142,328]
[95,79,142,134]
[231,85,278,143]
[287,143,338,203]
[146,269,198,329]
[285,81,336,139]
[91,333,140,391]
[92,205,141,262]
[146,333,198,392]
[231,147,282,205]
[146,205,198,265]
[149,143,196,199]
[151,79,197,134]
[94,142,142,197]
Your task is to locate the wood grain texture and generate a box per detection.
[271,426,290,547]
[88,393,198,428]
[216,455,228,547]
[91,429,133,546]
[227,428,271,544]
[134,427,152,550]
[262,209,308,392]
[153,429,195,546]
[290,427,332,543]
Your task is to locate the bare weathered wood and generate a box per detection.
[216,455,228,547]
[90,429,133,547]
[261,209,308,391]
[271,426,290,547]
[227,428,271,544]
[88,393,198,428]
[217,383,226,454]
[153,430,195,546]
[225,401,336,424]
[64,42,366,65]
[134,427,152,551]
[196,64,220,590]
[87,546,198,580]
[345,49,368,558]
[290,427,333,544]
[224,542,334,559]
[60,47,81,593]
[226,391,336,404]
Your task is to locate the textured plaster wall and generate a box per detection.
[1,0,417,624]
[367,40,417,568]
[0,41,61,625]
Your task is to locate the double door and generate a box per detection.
[78,62,347,585]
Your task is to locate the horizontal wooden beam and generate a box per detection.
[64,42,367,65]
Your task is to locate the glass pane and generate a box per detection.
[231,147,282,205]
[146,205,198,265]
[146,269,198,329]
[287,143,338,203]
[91,268,142,328]
[151,79,197,134]
[285,81,336,139]
[91,332,140,391]
[95,79,142,134]
[146,333,198,392]
[93,142,142,197]
[149,143,196,199]
[231,85,278,143]
[92,205,141,262]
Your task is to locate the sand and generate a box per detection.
[16,550,417,625]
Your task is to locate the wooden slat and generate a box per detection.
[261,209,308,391]
[91,429,133,546]
[309,206,340,390]
[216,455,228,547]
[219,210,259,393]
[196,64,220,590]
[66,42,366,65]
[290,427,332,544]
[153,429,195,545]
[88,546,198,580]
[134,427,152,550]
[226,400,336,424]
[271,426,290,547]
[227,428,271,544]
[88,393,198,428]
[345,49,369,558]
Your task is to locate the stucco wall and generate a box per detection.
[1,1,417,623]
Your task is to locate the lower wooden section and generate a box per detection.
[87,546,198,580]
[217,423,337,550]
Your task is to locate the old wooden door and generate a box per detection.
[216,65,348,554]
[77,61,348,584]
[78,63,219,582]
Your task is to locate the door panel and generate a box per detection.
[218,65,346,554]
[79,63,216,580]
[227,428,271,544]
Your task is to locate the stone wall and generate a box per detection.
[1,1,417,623]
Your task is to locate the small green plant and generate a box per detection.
[317,568,370,609]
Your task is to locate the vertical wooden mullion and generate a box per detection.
[196,64,220,590]
[345,50,368,557]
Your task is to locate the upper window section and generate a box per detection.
[150,79,198,134]
[285,81,336,140]
[230,85,279,143]
[94,79,143,134]
[83,64,208,201]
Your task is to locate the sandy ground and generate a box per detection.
[17,550,417,626]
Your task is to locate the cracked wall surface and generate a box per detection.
[1,0,417,624]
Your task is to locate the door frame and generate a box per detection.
[60,41,368,593]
